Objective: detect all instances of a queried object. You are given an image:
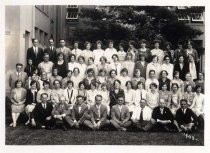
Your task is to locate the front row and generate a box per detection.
[29,93,202,132]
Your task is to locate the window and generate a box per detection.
[66,5,78,8]
[66,12,78,20]
[178,14,190,21]
[191,13,204,22]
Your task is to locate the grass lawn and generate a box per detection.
[5,124,204,145]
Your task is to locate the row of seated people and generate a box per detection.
[18,93,201,133]
[9,79,204,131]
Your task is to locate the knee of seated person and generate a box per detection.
[151,118,156,124]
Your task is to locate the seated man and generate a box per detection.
[31,93,55,129]
[131,99,152,131]
[175,99,197,132]
[110,96,131,131]
[145,99,177,132]
[83,95,110,130]
[71,95,90,129]
[51,96,71,130]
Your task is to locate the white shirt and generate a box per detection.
[68,62,79,71]
[131,106,152,121]
[63,88,77,105]
[117,51,126,63]
[105,48,117,63]
[161,63,174,80]
[87,90,99,106]
[135,89,147,106]
[145,78,159,92]
[78,106,82,113]
[72,48,82,59]
[109,62,123,77]
[93,49,105,65]
[146,91,159,109]
[77,63,87,79]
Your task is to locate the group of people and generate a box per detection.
[8,38,204,133]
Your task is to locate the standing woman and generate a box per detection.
[53,52,67,78]
[161,55,174,80]
[127,40,138,62]
[77,56,87,79]
[97,56,110,76]
[99,83,110,115]
[96,69,108,85]
[163,42,174,62]
[109,54,123,78]
[171,71,184,93]
[10,80,27,127]
[135,81,147,106]
[150,40,164,64]
[93,40,105,66]
[187,54,197,81]
[71,68,83,90]
[38,71,49,90]
[146,55,161,79]
[86,82,99,108]
[105,40,117,63]
[86,57,98,75]
[168,83,182,115]
[131,69,145,90]
[109,79,125,108]
[80,41,95,64]
[182,84,195,108]
[117,43,126,63]
[195,72,205,94]
[68,54,79,72]
[136,39,151,63]
[184,41,199,65]
[146,82,159,110]
[25,80,39,125]
[122,52,135,78]
[124,81,136,113]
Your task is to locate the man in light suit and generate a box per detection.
[9,63,28,89]
[31,93,55,129]
[83,95,110,130]
[71,95,90,129]
[110,96,131,131]
[44,38,57,63]
[56,39,71,65]
[26,38,44,67]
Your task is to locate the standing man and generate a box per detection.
[56,39,71,65]
[110,96,131,131]
[31,93,55,129]
[131,99,152,131]
[27,38,44,67]
[71,41,82,60]
[9,63,28,89]
[44,38,57,63]
[83,95,110,130]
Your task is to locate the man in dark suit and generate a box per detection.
[71,95,90,129]
[83,95,110,130]
[173,41,185,64]
[134,53,148,79]
[174,55,189,81]
[27,39,44,67]
[31,93,55,129]
[44,38,57,63]
[110,96,131,131]
[175,99,198,132]
[144,99,177,132]
[51,96,71,130]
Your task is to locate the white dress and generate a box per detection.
[104,48,117,63]
[135,89,147,106]
[93,49,105,65]
[122,61,135,78]
[146,91,159,110]
[150,48,164,64]
[146,62,161,79]
[124,89,136,112]
[118,76,131,90]
[161,63,174,80]
[191,93,204,116]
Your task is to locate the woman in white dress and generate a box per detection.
[86,57,98,75]
[188,54,197,81]
[190,85,204,117]
[146,82,159,110]
[68,54,79,72]
[118,68,131,90]
[50,79,64,106]
[161,55,174,80]
[71,68,83,89]
[117,43,126,63]
[36,80,52,103]
[124,81,136,113]
[171,71,184,93]
[135,81,147,107]
[127,40,138,62]
[93,40,105,65]
[146,55,161,79]
[96,68,108,85]
[86,82,99,108]
[182,84,195,108]
[122,52,135,78]
[109,54,123,78]
[97,56,110,76]
[99,83,110,115]
[77,55,87,79]
[105,40,117,63]
[80,41,95,64]
[131,69,146,90]
[150,40,164,64]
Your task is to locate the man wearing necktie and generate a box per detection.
[27,38,43,67]
[131,99,152,131]
[110,96,131,131]
[44,38,57,62]
[174,99,198,132]
[83,95,110,130]
[31,93,55,129]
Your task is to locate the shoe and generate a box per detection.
[9,123,13,127]
[41,125,46,129]
[122,128,127,131]
[25,120,30,125]
[13,123,17,128]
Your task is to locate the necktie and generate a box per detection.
[17,72,20,77]
[51,47,53,51]
[97,106,100,118]
[140,108,143,122]
[183,109,185,114]
[35,47,38,57]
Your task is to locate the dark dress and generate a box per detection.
[24,65,37,77]
[158,78,171,91]
[54,61,68,78]
[109,89,125,108]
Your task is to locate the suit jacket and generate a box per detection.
[24,65,37,77]
[90,104,107,123]
[32,102,53,121]
[27,47,44,67]
[44,46,57,63]
[173,48,185,63]
[51,102,71,116]
[56,46,71,63]
[175,108,197,125]
[174,63,189,81]
[72,104,89,123]
[109,89,125,108]
[152,106,174,122]
[26,89,38,105]
[9,71,28,89]
[134,61,148,79]
[111,104,130,123]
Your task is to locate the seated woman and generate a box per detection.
[68,54,79,72]
[50,79,64,106]
[77,81,88,102]
[195,72,205,94]
[10,80,27,127]
[118,68,131,90]
[107,69,118,91]
[146,83,159,110]
[122,52,135,77]
[158,70,171,91]
[99,83,110,115]
[63,80,77,109]
[97,56,110,76]
[146,55,161,79]
[183,73,195,92]
[86,81,100,108]
[159,83,170,107]
[131,69,145,90]
[83,68,96,90]
[49,67,63,89]
[71,68,83,90]
[135,81,147,107]
[109,54,123,78]
[25,80,39,125]
[124,81,136,113]
[77,55,87,79]
[25,72,40,90]
[161,55,174,80]
[168,83,182,115]
[96,69,108,85]
[54,52,68,78]
[171,71,184,93]
[182,84,195,108]
[38,71,49,90]
[36,80,52,103]
[86,57,98,75]
[61,70,72,89]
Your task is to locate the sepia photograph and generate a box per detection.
[4,4,205,146]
